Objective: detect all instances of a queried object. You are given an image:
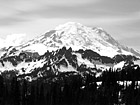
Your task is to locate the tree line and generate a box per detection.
[0,64,140,105]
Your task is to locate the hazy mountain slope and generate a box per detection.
[6,22,138,58]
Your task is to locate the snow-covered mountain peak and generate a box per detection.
[47,22,124,57]
[55,22,84,30]
[1,22,140,58]
[55,22,114,44]
[0,22,140,77]
[92,27,112,39]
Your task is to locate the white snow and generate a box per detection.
[2,22,137,58]
[0,34,26,48]
[0,22,139,75]
[117,81,132,86]
[134,60,140,66]
[0,61,18,72]
[22,43,47,55]
[97,82,102,86]
[59,65,77,72]
[0,59,47,75]
[113,61,125,70]
[75,52,113,71]
[75,53,95,68]
[121,49,133,56]
[54,22,135,57]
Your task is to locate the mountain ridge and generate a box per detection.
[0,22,139,77]
[2,22,138,58]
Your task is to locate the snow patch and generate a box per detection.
[113,61,125,70]
[59,65,77,72]
[134,60,140,66]
[22,43,47,55]
[0,59,46,75]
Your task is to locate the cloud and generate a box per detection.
[95,0,140,14]
[0,33,26,48]
[14,0,97,7]
[13,0,140,19]
[0,17,29,26]
[0,0,101,25]
[0,0,140,26]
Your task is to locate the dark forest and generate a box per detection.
[0,64,140,105]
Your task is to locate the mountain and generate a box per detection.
[0,22,140,58]
[0,22,139,79]
[7,22,139,57]
[0,22,140,105]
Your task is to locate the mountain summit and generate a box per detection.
[10,22,139,58]
[0,22,139,77]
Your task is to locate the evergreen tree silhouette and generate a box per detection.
[0,75,4,105]
[11,77,20,105]
[22,79,27,105]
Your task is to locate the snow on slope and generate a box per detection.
[134,60,140,65]
[75,53,95,67]
[0,59,47,75]
[16,22,135,58]
[0,34,26,49]
[59,65,77,72]
[113,61,125,70]
[0,22,139,59]
[74,52,114,71]
[0,22,140,76]
[21,43,47,55]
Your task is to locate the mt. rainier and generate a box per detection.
[11,22,140,58]
[0,22,139,77]
[1,22,140,105]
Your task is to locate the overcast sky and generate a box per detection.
[0,0,140,50]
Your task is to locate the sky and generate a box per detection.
[0,0,140,50]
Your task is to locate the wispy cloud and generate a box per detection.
[0,0,100,25]
[0,33,26,48]
[0,0,139,25]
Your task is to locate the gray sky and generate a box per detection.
[0,0,140,50]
